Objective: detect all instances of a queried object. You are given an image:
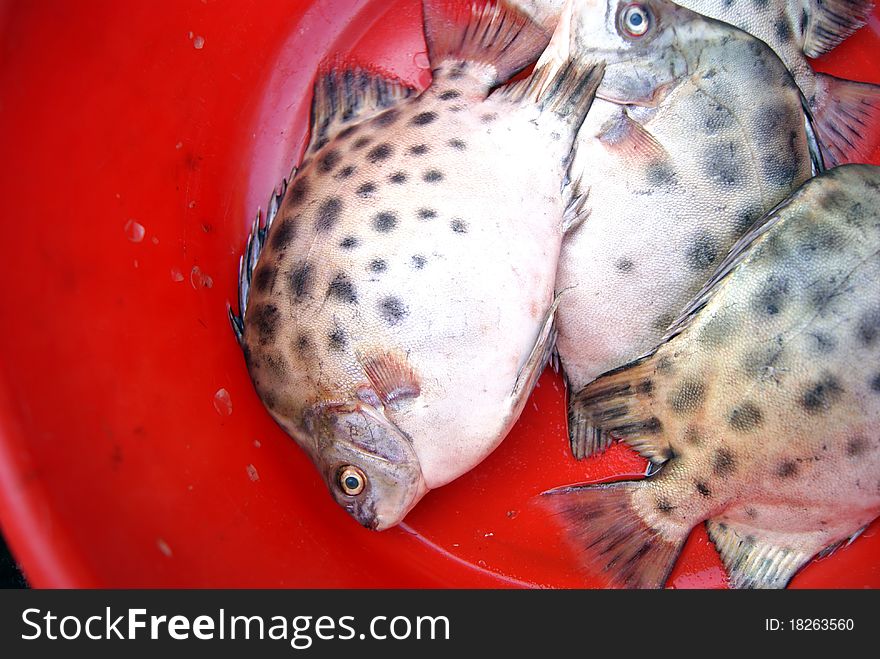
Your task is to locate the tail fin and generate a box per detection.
[422,0,550,85]
[802,0,874,58]
[812,73,880,166]
[542,481,685,589]
[567,355,672,463]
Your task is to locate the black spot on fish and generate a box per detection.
[800,376,843,414]
[450,218,468,234]
[703,142,743,187]
[295,333,311,355]
[446,62,468,80]
[289,262,313,300]
[713,449,736,476]
[728,403,763,432]
[763,151,800,188]
[337,124,360,140]
[335,165,356,180]
[357,182,377,197]
[685,232,719,271]
[656,355,675,374]
[270,218,296,250]
[411,111,438,126]
[253,266,277,293]
[418,208,437,220]
[684,425,705,446]
[646,161,677,187]
[353,136,371,150]
[327,272,357,304]
[775,460,798,478]
[367,143,393,163]
[252,303,279,345]
[374,109,400,127]
[752,275,790,316]
[339,236,359,250]
[807,331,837,355]
[379,296,408,325]
[703,101,734,134]
[774,18,793,43]
[857,308,880,346]
[734,206,762,236]
[669,380,705,416]
[871,373,880,393]
[315,197,343,232]
[651,313,674,333]
[616,258,634,272]
[799,9,808,34]
[638,379,654,395]
[448,139,466,150]
[408,144,429,156]
[388,171,407,184]
[288,177,309,206]
[369,259,387,273]
[373,211,398,233]
[411,254,426,269]
[697,310,736,347]
[656,498,675,514]
[695,481,711,497]
[423,169,444,183]
[481,112,498,123]
[318,149,341,174]
[328,327,347,352]
[847,436,869,457]
[439,89,461,100]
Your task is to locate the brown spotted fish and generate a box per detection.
[546,164,880,588]
[512,0,880,165]
[229,0,603,530]
[535,0,818,457]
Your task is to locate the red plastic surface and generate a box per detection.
[0,0,878,588]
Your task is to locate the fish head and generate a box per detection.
[300,400,428,531]
[557,0,717,106]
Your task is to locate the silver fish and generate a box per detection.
[512,0,880,165]
[537,0,817,458]
[546,164,880,589]
[230,0,603,530]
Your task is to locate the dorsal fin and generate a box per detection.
[307,65,415,154]
[802,0,873,58]
[422,0,551,86]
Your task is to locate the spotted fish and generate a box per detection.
[545,164,880,588]
[534,0,817,458]
[512,0,880,166]
[229,0,603,530]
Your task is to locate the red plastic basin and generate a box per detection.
[0,0,878,588]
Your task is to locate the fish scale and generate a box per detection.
[233,0,604,530]
[547,164,880,589]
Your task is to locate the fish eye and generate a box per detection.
[619,4,652,39]
[338,465,366,496]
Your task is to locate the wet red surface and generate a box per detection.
[0,0,877,588]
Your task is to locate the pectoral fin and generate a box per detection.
[510,297,559,408]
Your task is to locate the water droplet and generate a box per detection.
[151,236,159,245]
[133,259,139,269]
[157,538,173,557]
[193,35,205,49]
[175,141,183,150]
[188,200,196,209]
[124,219,145,243]
[246,464,260,482]
[253,439,262,448]
[413,51,429,68]
[190,265,213,289]
[213,388,232,416]
[483,532,494,538]
[170,267,184,282]
[506,510,519,520]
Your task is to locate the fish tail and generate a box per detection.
[801,0,874,59]
[541,481,686,589]
[812,72,880,166]
[421,0,551,85]
[567,354,672,464]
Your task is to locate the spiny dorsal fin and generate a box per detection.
[541,481,686,589]
[567,354,673,463]
[422,0,551,86]
[307,65,415,155]
[802,0,874,58]
[359,351,422,408]
[706,520,814,589]
[228,178,290,344]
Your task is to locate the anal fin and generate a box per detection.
[542,481,686,589]
[813,72,880,167]
[706,520,815,589]
[567,354,672,463]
